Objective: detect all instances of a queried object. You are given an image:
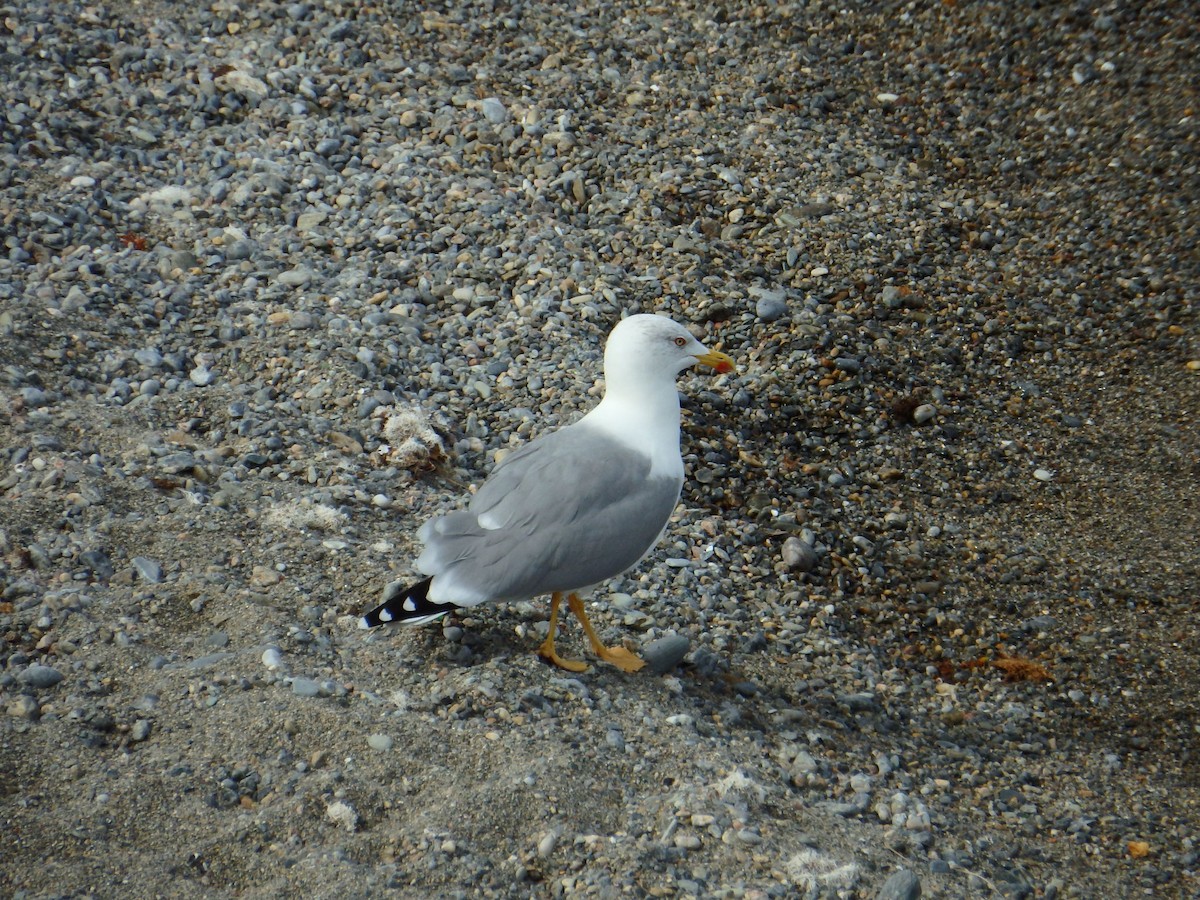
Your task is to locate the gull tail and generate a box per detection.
[358,577,453,628]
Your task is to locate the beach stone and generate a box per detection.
[642,633,690,674]
[18,665,64,689]
[367,733,394,752]
[291,678,322,698]
[753,290,789,322]
[876,869,921,900]
[782,536,818,572]
[131,557,164,583]
[913,404,936,425]
[481,97,508,124]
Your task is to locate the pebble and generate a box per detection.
[79,549,115,580]
[750,287,789,322]
[367,733,394,752]
[276,266,313,287]
[131,557,164,584]
[791,750,819,777]
[641,633,690,674]
[18,665,64,689]
[833,356,860,373]
[605,728,626,752]
[912,404,937,425]
[876,869,921,900]
[189,366,215,387]
[537,831,559,858]
[290,678,322,698]
[480,97,508,124]
[781,536,818,572]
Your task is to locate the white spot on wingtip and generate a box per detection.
[402,598,417,613]
[379,608,393,622]
[358,617,371,629]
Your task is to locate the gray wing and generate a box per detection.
[416,425,682,605]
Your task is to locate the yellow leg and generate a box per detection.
[567,593,646,673]
[536,592,588,672]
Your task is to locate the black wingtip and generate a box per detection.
[359,577,451,628]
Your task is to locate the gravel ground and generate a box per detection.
[2,0,1198,897]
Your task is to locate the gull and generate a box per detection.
[359,314,734,672]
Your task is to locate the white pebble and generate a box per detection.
[261,648,284,670]
[537,831,558,857]
[189,366,215,387]
[367,733,394,752]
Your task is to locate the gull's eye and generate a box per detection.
[674,336,687,347]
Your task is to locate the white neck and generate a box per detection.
[579,380,684,479]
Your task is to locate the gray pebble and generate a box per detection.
[752,288,789,322]
[130,719,152,742]
[188,652,231,669]
[135,348,163,369]
[781,536,817,572]
[825,794,871,817]
[876,869,921,900]
[480,97,508,124]
[791,749,819,776]
[290,677,322,698]
[225,239,256,260]
[206,631,230,649]
[276,266,313,287]
[641,633,690,674]
[688,647,722,677]
[131,556,164,583]
[18,665,64,689]
[1022,615,1058,632]
[80,549,115,580]
[839,692,878,712]
[605,728,626,752]
[21,387,52,407]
